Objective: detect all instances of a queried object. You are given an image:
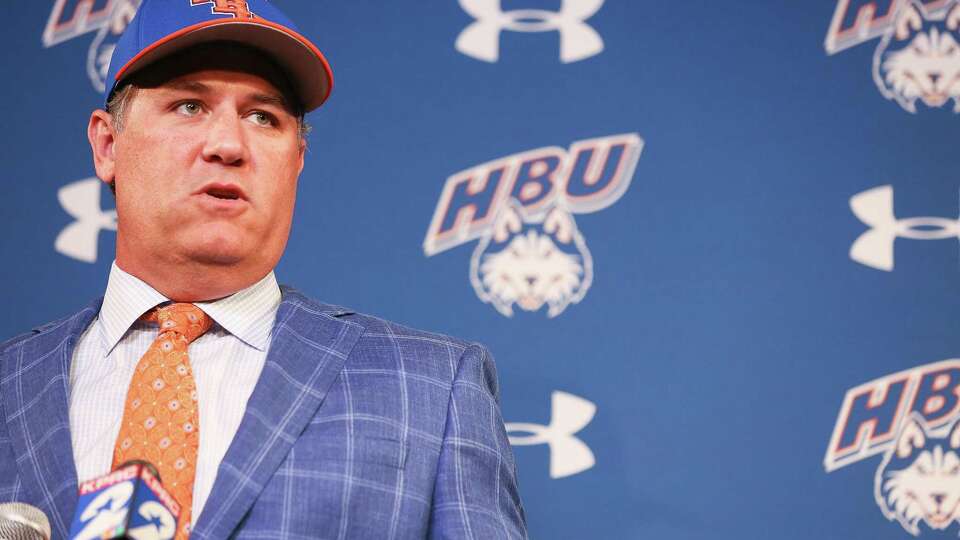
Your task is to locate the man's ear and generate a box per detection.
[88,109,117,185]
[297,138,306,175]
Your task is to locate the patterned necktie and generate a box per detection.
[113,303,213,539]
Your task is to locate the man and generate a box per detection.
[0,1,526,538]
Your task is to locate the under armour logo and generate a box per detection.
[850,185,960,271]
[56,178,117,263]
[456,0,605,63]
[506,391,596,478]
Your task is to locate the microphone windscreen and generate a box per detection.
[0,502,51,540]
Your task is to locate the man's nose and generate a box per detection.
[201,111,247,166]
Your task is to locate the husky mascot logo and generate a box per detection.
[43,0,141,92]
[826,0,960,113]
[874,1,960,112]
[825,360,960,535]
[470,201,592,318]
[876,413,960,535]
[423,134,643,318]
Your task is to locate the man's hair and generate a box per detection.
[104,82,311,195]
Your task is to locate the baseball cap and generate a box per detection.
[105,0,333,112]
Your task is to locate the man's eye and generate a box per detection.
[247,111,274,126]
[176,102,202,116]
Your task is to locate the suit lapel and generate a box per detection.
[1,300,99,538]
[193,288,362,539]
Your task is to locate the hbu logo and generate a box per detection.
[190,0,255,19]
[825,0,960,113]
[825,360,960,535]
[423,134,643,318]
[506,391,596,479]
[849,185,960,271]
[456,0,605,63]
[43,0,141,93]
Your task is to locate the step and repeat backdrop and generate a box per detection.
[2,0,960,538]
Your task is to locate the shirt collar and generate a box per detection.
[98,262,281,355]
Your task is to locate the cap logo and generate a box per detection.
[190,0,255,19]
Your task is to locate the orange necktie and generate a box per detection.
[113,303,212,539]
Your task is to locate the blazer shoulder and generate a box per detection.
[344,311,498,394]
[0,301,101,358]
[279,287,486,378]
[281,285,474,348]
[348,312,474,351]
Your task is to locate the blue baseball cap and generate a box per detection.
[105,0,333,111]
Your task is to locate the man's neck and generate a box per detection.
[114,258,267,302]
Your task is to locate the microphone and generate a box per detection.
[0,503,51,540]
[68,461,181,540]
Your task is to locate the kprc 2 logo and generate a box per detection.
[825,360,960,535]
[825,0,960,113]
[423,134,643,318]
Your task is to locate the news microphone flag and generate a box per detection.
[68,462,181,540]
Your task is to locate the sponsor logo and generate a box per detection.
[507,391,596,479]
[75,481,135,540]
[825,0,960,113]
[56,178,117,264]
[423,134,643,318]
[190,0,255,19]
[127,501,176,540]
[456,0,605,63]
[825,360,960,535]
[43,0,141,93]
[850,184,960,271]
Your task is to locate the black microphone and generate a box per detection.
[0,503,51,540]
[67,461,181,540]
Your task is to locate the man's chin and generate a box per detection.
[189,250,246,266]
[184,238,249,266]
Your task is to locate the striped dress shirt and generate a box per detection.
[68,262,280,524]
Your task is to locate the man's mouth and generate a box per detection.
[206,188,241,200]
[196,182,247,202]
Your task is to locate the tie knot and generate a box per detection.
[141,303,213,344]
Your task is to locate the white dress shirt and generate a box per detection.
[69,262,280,523]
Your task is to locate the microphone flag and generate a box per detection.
[68,462,180,540]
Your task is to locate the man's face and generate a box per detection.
[106,45,305,284]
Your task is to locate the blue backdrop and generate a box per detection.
[3,1,960,538]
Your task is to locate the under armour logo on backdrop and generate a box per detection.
[506,391,596,478]
[456,0,605,63]
[850,185,960,271]
[56,178,117,263]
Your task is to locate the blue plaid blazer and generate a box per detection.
[0,287,527,539]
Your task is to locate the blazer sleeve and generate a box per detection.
[428,343,528,539]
